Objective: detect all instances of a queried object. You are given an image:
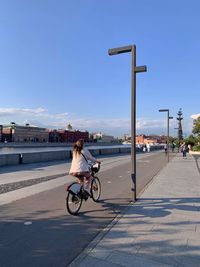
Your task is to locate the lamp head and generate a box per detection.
[159,109,169,112]
[108,45,133,56]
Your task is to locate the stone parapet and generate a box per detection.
[0,145,164,166]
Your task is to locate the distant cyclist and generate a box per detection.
[69,139,101,196]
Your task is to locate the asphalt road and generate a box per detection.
[0,151,170,267]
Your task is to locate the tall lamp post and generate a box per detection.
[108,45,147,202]
[159,109,173,162]
[0,125,2,142]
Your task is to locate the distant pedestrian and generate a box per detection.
[164,143,167,155]
[143,144,147,153]
[172,143,175,153]
[181,142,188,159]
[146,143,150,153]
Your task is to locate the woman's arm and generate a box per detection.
[82,148,101,163]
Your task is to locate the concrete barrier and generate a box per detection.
[0,145,164,166]
[119,147,131,153]
[0,154,20,166]
[99,148,120,155]
[88,149,100,156]
[22,150,70,164]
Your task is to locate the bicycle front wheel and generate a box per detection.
[66,189,82,215]
[91,176,101,202]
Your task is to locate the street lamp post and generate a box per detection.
[0,125,2,142]
[159,109,173,162]
[108,45,147,202]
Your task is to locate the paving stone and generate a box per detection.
[106,250,175,267]
[75,154,200,267]
[78,255,122,267]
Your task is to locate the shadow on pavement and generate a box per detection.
[0,196,131,267]
[78,197,131,217]
[88,197,200,267]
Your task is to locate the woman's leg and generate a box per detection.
[82,172,92,195]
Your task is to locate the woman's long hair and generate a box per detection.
[73,139,84,156]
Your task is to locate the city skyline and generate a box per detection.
[0,1,199,137]
[1,121,175,143]
[0,112,191,139]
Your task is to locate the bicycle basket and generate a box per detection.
[91,163,100,173]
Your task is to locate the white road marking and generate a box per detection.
[138,160,150,163]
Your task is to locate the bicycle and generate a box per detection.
[66,162,101,215]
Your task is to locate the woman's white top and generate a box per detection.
[69,148,96,173]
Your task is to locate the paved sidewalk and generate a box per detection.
[69,153,200,267]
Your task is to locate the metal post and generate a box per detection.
[159,109,173,163]
[131,45,136,201]
[0,125,2,142]
[167,110,169,162]
[108,45,147,203]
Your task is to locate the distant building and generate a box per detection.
[122,134,131,141]
[92,132,115,142]
[49,129,89,143]
[0,123,90,143]
[2,124,49,142]
[144,137,159,145]
[148,135,166,144]
[136,135,146,144]
[136,134,166,145]
[48,130,62,142]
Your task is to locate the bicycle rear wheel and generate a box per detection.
[91,176,101,202]
[66,183,82,215]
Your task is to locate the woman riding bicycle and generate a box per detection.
[69,139,101,196]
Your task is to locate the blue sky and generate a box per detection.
[0,0,199,137]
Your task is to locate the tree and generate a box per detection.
[168,136,176,144]
[192,116,200,137]
[185,135,198,146]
